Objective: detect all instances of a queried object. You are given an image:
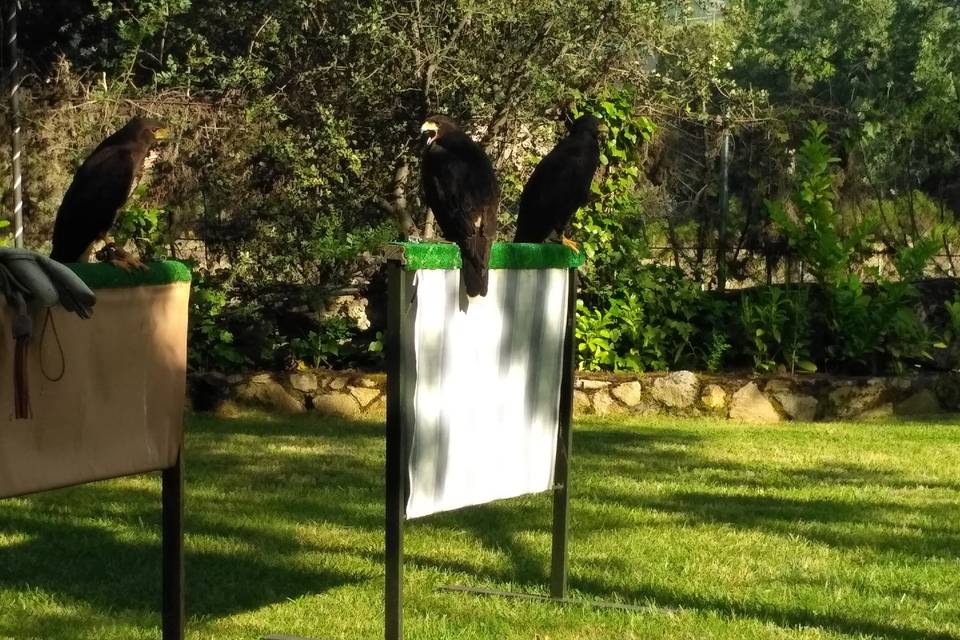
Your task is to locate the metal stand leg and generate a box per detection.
[162,450,184,640]
[550,269,577,599]
[385,263,407,640]
[385,417,404,640]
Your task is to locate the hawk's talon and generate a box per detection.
[109,257,135,272]
[98,242,148,271]
[560,234,580,254]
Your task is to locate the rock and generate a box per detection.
[349,386,380,408]
[577,379,611,390]
[312,392,361,418]
[226,373,245,385]
[935,372,960,410]
[860,403,894,420]
[763,378,792,394]
[235,377,305,414]
[592,389,617,416]
[188,372,230,412]
[320,295,371,331]
[891,377,913,391]
[289,372,318,393]
[729,382,781,423]
[700,384,727,411]
[215,399,245,419]
[369,396,388,416]
[828,383,886,419]
[611,381,643,407]
[894,389,942,416]
[650,371,699,408]
[328,376,349,391]
[357,376,384,389]
[773,392,818,422]
[573,390,592,415]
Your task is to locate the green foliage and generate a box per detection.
[573,88,656,281]
[188,271,250,373]
[821,218,939,374]
[289,317,358,370]
[703,331,731,374]
[825,274,933,373]
[942,292,960,351]
[577,264,729,373]
[0,220,11,247]
[12,0,960,376]
[113,187,170,260]
[575,299,622,372]
[761,122,938,374]
[768,121,875,286]
[731,0,960,212]
[740,287,814,374]
[572,89,673,373]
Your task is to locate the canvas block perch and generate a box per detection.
[0,259,191,640]
[384,242,581,640]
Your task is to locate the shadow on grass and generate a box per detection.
[573,423,960,559]
[575,422,960,492]
[572,576,960,640]
[409,422,960,639]
[0,413,384,625]
[0,509,361,619]
[3,412,959,640]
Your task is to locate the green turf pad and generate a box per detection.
[67,260,192,289]
[384,242,585,271]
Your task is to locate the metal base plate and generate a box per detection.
[441,584,657,613]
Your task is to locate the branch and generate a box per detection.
[376,160,418,238]
[481,17,557,150]
[419,10,472,116]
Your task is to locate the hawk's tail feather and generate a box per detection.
[460,235,492,297]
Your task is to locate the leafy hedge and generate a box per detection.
[576,122,956,376]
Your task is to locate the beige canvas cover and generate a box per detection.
[0,282,189,498]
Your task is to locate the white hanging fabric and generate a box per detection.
[403,267,569,519]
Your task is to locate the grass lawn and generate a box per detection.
[1,413,959,639]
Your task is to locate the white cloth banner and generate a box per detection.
[403,267,570,519]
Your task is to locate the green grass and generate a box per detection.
[2,414,960,639]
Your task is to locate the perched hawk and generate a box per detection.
[51,116,169,270]
[514,115,602,252]
[420,115,499,297]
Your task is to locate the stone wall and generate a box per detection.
[189,369,960,422]
[190,370,387,419]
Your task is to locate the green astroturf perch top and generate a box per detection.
[67,260,192,289]
[384,242,585,271]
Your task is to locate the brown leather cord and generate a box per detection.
[14,336,31,419]
[10,295,33,421]
[39,309,66,382]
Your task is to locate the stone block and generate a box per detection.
[650,371,699,408]
[611,381,643,407]
[289,372,318,393]
[700,384,727,411]
[312,392,361,418]
[729,382,780,423]
[894,389,942,416]
[774,392,818,422]
[349,386,381,408]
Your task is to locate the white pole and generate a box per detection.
[717,128,730,290]
[5,0,24,248]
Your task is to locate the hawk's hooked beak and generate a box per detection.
[420,121,439,145]
[153,127,171,141]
